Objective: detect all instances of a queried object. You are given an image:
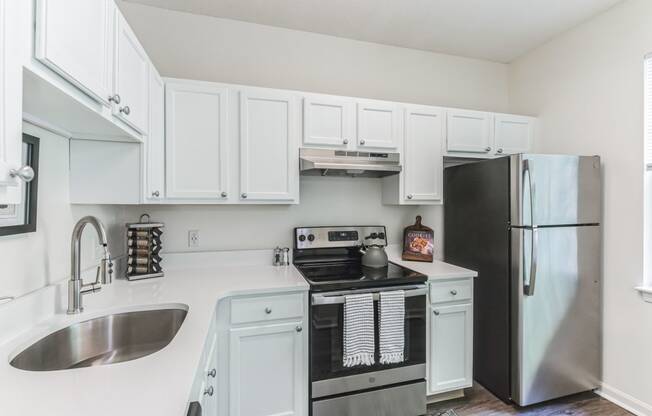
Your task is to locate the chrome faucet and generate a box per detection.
[67,216,113,314]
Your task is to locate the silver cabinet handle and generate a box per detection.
[265,307,272,314]
[207,368,216,378]
[151,191,160,197]
[433,310,440,316]
[450,289,458,296]
[343,139,349,145]
[407,194,413,200]
[241,193,247,199]
[359,139,366,145]
[9,166,35,182]
[221,191,227,198]
[497,148,504,154]
[203,386,214,396]
[119,106,131,115]
[109,94,121,104]
[485,146,491,152]
[296,325,303,333]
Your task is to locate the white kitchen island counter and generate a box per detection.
[0,250,308,416]
[385,244,478,280]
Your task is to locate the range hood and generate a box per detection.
[299,148,402,178]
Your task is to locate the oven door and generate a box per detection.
[310,285,427,399]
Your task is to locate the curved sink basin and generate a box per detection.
[10,308,188,371]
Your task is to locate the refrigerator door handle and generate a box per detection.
[524,228,538,296]
[523,158,536,226]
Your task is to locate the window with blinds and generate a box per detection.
[645,56,652,168]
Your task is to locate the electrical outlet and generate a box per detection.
[188,230,200,248]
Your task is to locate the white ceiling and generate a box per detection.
[123,0,622,63]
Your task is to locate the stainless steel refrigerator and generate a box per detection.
[444,154,602,407]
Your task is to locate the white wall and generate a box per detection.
[0,123,127,299]
[117,2,510,259]
[117,2,509,112]
[508,0,652,413]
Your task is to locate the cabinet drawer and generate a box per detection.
[430,279,472,304]
[231,293,304,325]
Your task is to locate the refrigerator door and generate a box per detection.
[511,225,602,406]
[510,154,601,227]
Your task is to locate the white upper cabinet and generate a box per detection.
[493,113,535,156]
[445,109,492,154]
[145,66,165,202]
[303,95,354,149]
[166,80,229,200]
[34,0,113,106]
[403,105,444,203]
[240,88,299,203]
[0,0,24,204]
[357,100,400,150]
[112,9,149,134]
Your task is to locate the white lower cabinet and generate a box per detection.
[427,279,474,396]
[189,320,218,416]
[229,322,306,416]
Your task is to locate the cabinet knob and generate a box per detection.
[343,139,349,145]
[407,194,413,200]
[433,310,440,316]
[241,193,248,199]
[265,307,272,314]
[359,139,366,145]
[119,106,131,116]
[203,386,214,396]
[207,368,216,378]
[450,289,458,296]
[109,94,121,104]
[151,190,160,197]
[497,148,504,154]
[296,325,303,333]
[9,166,35,182]
[221,191,227,198]
[485,146,491,152]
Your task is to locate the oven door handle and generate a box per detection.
[311,286,428,306]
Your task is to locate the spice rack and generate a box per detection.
[126,214,164,281]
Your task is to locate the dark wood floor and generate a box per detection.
[427,384,631,416]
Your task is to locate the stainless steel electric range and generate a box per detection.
[293,226,428,416]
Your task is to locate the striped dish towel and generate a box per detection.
[343,293,375,367]
[379,290,405,364]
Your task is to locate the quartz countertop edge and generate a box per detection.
[385,244,478,280]
[0,262,308,416]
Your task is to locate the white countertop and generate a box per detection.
[386,244,478,280]
[0,251,308,416]
[0,248,475,416]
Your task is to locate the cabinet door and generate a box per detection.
[144,66,164,201]
[446,109,492,154]
[165,81,229,200]
[357,100,400,150]
[404,105,443,203]
[429,303,473,393]
[0,0,23,203]
[493,114,534,155]
[303,95,354,148]
[229,322,305,416]
[240,89,299,202]
[34,0,112,106]
[113,10,149,134]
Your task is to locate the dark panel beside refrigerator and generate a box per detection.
[444,158,511,402]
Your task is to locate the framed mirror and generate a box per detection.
[0,134,39,236]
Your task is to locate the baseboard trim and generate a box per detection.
[427,389,465,404]
[597,383,652,416]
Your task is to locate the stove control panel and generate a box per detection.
[294,226,387,249]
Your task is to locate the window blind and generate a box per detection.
[645,56,652,167]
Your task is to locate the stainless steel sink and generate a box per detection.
[10,308,188,371]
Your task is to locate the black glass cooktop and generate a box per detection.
[295,260,427,292]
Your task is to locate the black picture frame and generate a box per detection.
[0,134,39,236]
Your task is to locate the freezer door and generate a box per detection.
[510,154,601,227]
[511,225,601,406]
